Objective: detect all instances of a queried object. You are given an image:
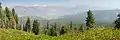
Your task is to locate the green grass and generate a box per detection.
[0,28,120,40]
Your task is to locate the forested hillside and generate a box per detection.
[1,1,120,40]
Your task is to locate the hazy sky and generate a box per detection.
[1,0,120,9]
[1,0,120,19]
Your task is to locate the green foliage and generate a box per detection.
[16,24,22,30]
[0,28,35,40]
[0,3,10,28]
[12,8,15,16]
[1,2,120,40]
[49,23,57,36]
[24,17,31,33]
[12,8,18,24]
[15,14,18,24]
[86,10,96,29]
[0,2,2,17]
[1,27,120,40]
[4,7,13,28]
[60,25,68,35]
[78,24,84,32]
[32,19,40,35]
[0,2,3,27]
[4,7,12,21]
[46,21,49,29]
[69,21,73,30]
[114,13,120,29]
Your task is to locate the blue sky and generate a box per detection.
[2,0,120,9]
[2,0,70,5]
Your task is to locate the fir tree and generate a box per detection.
[0,2,2,17]
[1,12,9,28]
[32,19,40,35]
[25,17,31,32]
[60,25,68,35]
[23,24,27,32]
[79,24,84,32]
[54,22,57,30]
[0,3,9,28]
[46,20,49,29]
[0,2,3,21]
[15,14,18,24]
[5,7,12,21]
[114,13,120,29]
[0,2,2,27]
[69,21,73,30]
[86,10,96,29]
[12,8,18,24]
[49,23,57,36]
[12,8,15,16]
[4,7,11,28]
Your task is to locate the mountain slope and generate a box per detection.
[1,28,120,40]
[59,9,120,24]
[11,5,111,19]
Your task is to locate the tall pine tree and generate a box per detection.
[5,7,12,21]
[46,20,49,29]
[12,8,18,24]
[86,10,96,29]
[32,19,40,35]
[49,23,57,36]
[69,21,73,30]
[15,14,18,24]
[60,25,68,35]
[114,13,120,29]
[24,17,31,32]
[0,2,2,18]
[12,8,15,16]
[0,2,3,27]
[1,5,10,28]
[79,24,84,32]
[0,2,2,25]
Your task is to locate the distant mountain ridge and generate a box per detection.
[58,9,120,24]
[10,5,120,24]
[9,5,113,19]
[18,9,120,25]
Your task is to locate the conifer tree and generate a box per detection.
[0,2,3,21]
[49,23,57,36]
[46,21,49,29]
[60,25,68,35]
[1,12,9,28]
[25,17,31,32]
[23,24,27,31]
[4,7,12,28]
[54,22,57,30]
[86,10,96,29]
[32,19,40,35]
[0,2,2,27]
[5,7,12,21]
[12,8,15,16]
[114,13,120,29]
[15,14,18,24]
[0,3,9,28]
[12,8,18,24]
[79,24,84,32]
[69,21,73,30]
[0,2,2,17]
